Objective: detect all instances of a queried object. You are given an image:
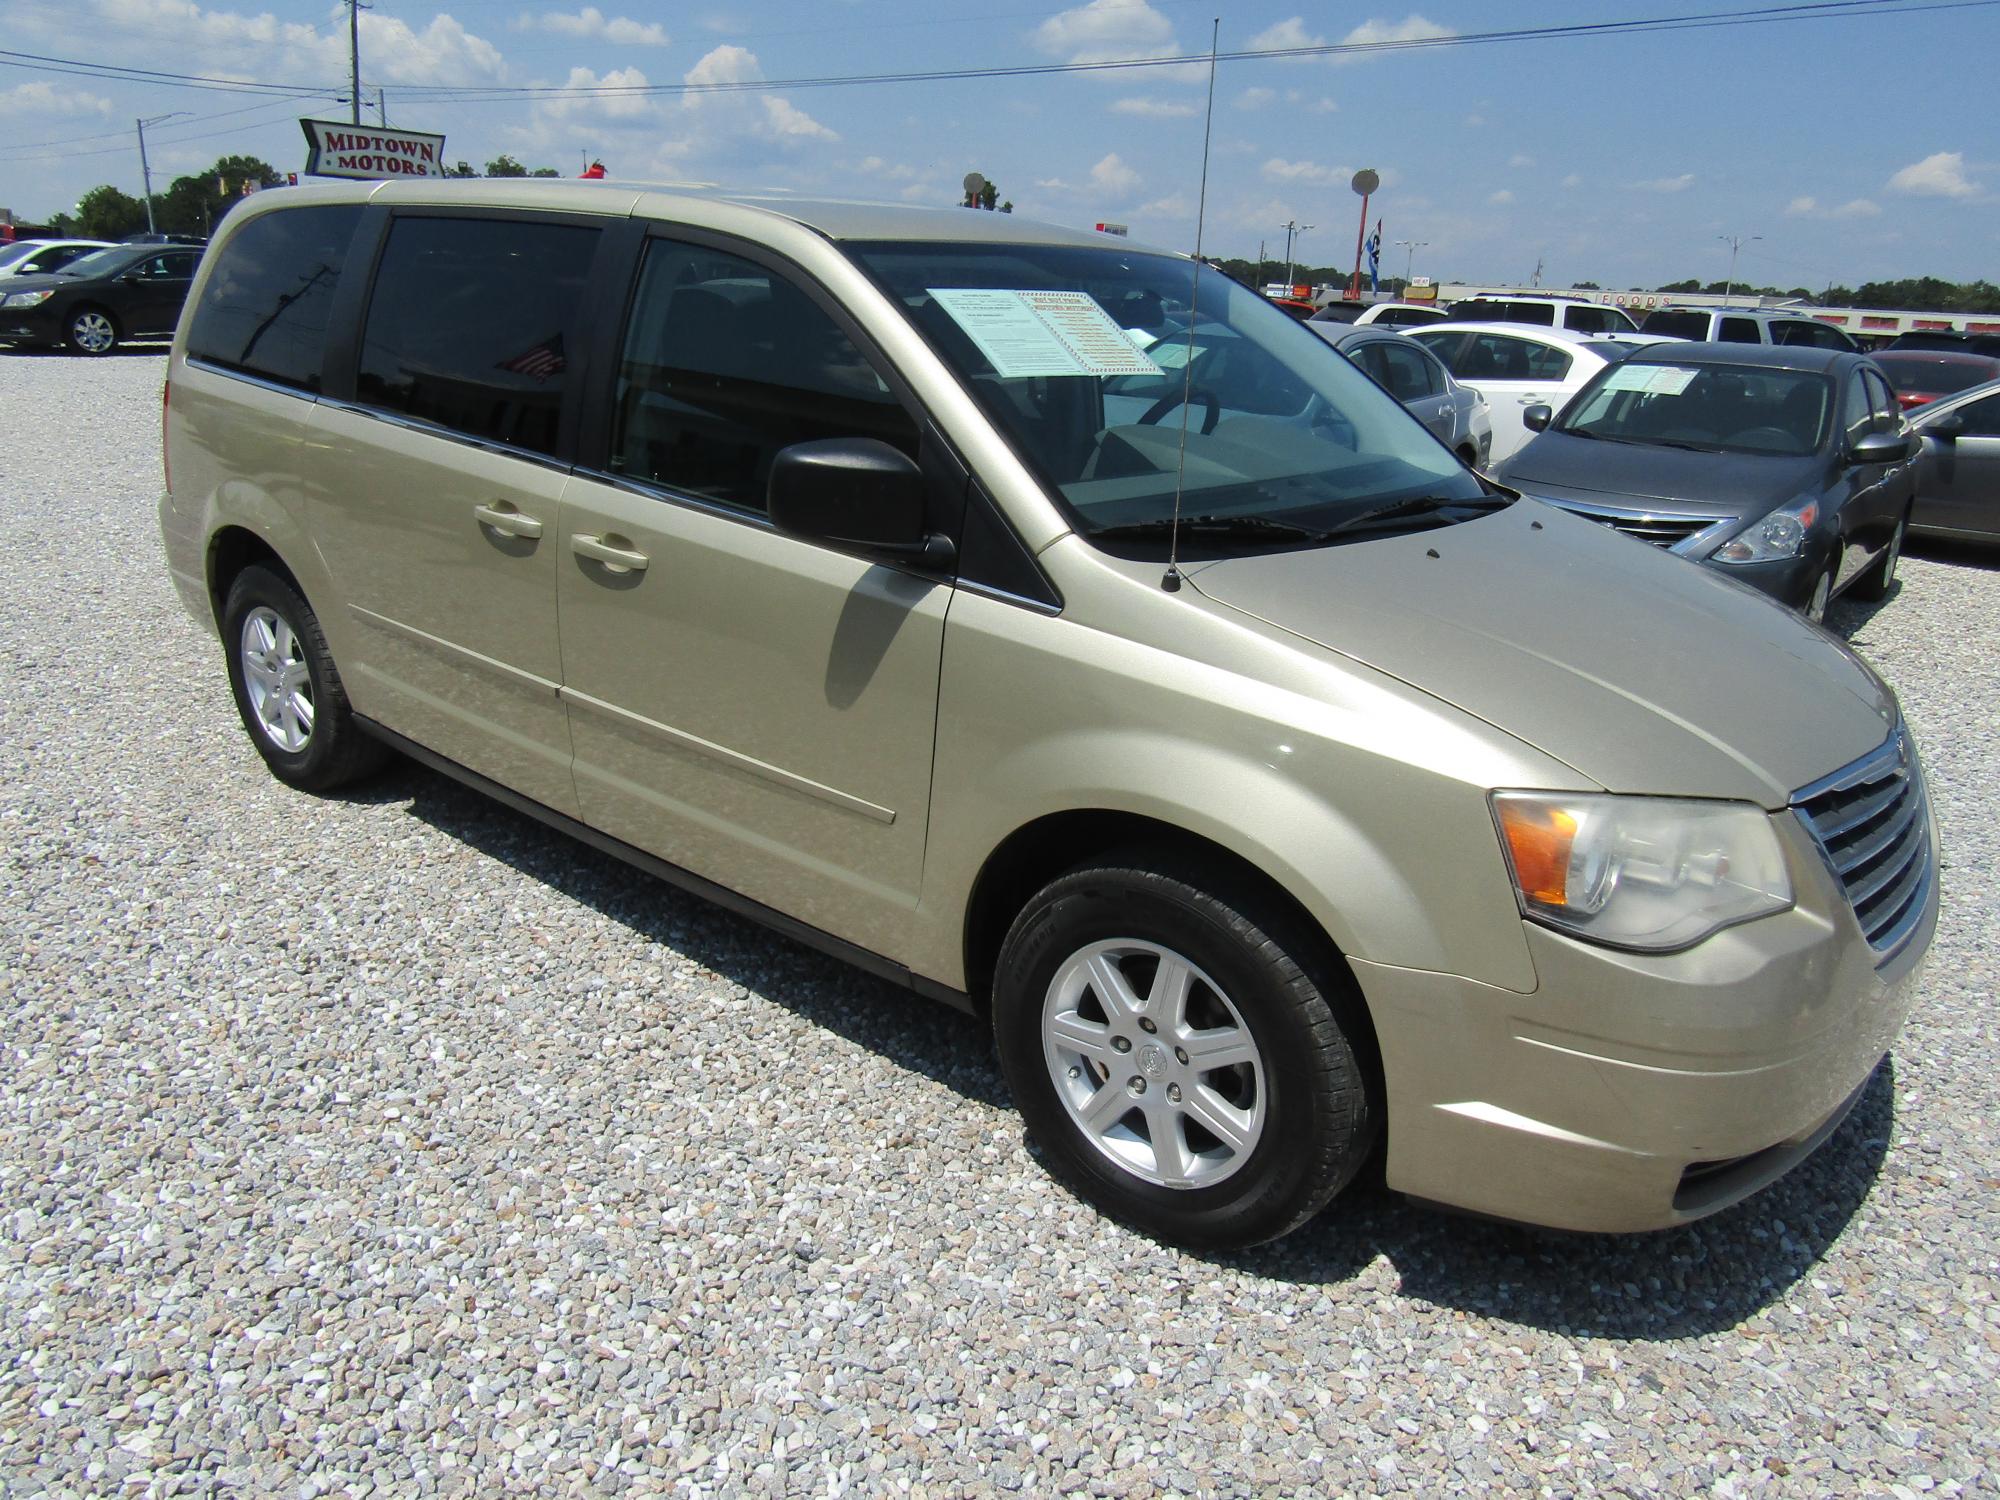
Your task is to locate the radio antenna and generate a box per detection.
[1162,16,1220,594]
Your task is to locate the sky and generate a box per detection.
[1,0,1996,293]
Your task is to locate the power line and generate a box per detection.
[1,0,1989,109]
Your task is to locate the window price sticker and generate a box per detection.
[930,288,1164,379]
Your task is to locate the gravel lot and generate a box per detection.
[1,349,1995,1498]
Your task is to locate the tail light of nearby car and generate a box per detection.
[1896,392,1934,410]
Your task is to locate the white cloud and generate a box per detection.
[1247,16,1324,56]
[84,0,509,86]
[1034,0,1177,64]
[1786,195,1818,216]
[1335,14,1454,62]
[683,43,760,91]
[1508,153,1534,168]
[1235,86,1276,110]
[0,81,111,118]
[516,7,668,46]
[762,96,837,140]
[1833,197,1882,219]
[537,65,658,120]
[1035,177,1076,191]
[1137,192,1190,217]
[1789,194,1885,220]
[1634,172,1695,193]
[1887,150,1977,198]
[1090,151,1140,192]
[1308,96,1339,113]
[1262,157,1342,185]
[1560,173,1582,188]
[1111,96,1198,118]
[1464,113,1486,128]
[1488,189,1514,205]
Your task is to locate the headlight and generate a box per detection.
[1713,499,1818,564]
[1492,792,1792,951]
[1,290,54,309]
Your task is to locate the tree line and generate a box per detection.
[41,154,575,240]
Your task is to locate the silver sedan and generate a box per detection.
[1908,376,2000,543]
[1309,324,1493,468]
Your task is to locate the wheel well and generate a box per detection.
[207,527,298,628]
[964,810,1355,1009]
[1456,443,1477,465]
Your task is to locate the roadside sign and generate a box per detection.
[300,120,448,180]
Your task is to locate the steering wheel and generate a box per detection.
[1138,388,1222,435]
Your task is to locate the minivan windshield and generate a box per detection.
[846,242,1488,551]
[1559,360,1832,456]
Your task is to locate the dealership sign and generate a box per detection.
[300,120,447,180]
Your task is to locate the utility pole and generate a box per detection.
[377,87,388,125]
[1719,233,1761,306]
[135,114,184,235]
[1256,238,1266,292]
[1396,239,1428,290]
[349,0,363,125]
[1279,219,1312,291]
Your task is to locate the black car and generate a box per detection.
[1883,328,2000,358]
[0,243,202,355]
[1491,343,1916,621]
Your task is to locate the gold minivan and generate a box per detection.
[159,180,1937,1247]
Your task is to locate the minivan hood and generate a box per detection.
[1499,432,1820,514]
[1185,500,1895,806]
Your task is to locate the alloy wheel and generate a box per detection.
[239,606,315,752]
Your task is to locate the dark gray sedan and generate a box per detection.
[1492,343,1918,621]
[1307,325,1493,467]
[1908,376,2000,543]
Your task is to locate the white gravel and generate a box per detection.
[1,349,1995,1498]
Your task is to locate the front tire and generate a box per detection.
[66,307,118,356]
[993,852,1377,1249]
[1850,509,1907,602]
[222,565,386,791]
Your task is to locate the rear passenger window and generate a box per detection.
[186,205,362,392]
[1371,340,1439,400]
[1720,318,1762,344]
[609,238,917,513]
[356,215,599,457]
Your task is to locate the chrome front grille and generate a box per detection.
[1791,728,1933,964]
[1540,498,1731,553]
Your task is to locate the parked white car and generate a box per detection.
[0,238,117,279]
[1406,322,1634,465]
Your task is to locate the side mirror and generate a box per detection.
[768,438,954,568]
[1848,430,1907,465]
[1522,404,1553,433]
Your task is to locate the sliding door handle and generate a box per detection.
[473,502,544,540]
[571,533,650,572]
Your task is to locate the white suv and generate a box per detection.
[1638,306,1858,351]
[1447,294,1639,335]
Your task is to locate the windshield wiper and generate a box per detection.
[1642,437,1723,453]
[1089,514,1334,544]
[1318,493,1509,537]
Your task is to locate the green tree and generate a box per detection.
[446,160,479,178]
[74,185,148,240]
[156,155,282,237]
[1654,278,1701,294]
[1570,280,1601,290]
[485,154,529,178]
[529,167,562,178]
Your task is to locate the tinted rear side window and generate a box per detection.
[1639,311,1710,340]
[1720,318,1762,344]
[186,206,360,392]
[357,215,599,456]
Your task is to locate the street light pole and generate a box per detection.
[135,114,185,235]
[1396,239,1428,290]
[1719,233,1761,306]
[1279,219,1312,290]
[349,0,363,126]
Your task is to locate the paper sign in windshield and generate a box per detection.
[930,289,1163,379]
[1602,363,1698,396]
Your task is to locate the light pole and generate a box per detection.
[135,113,186,235]
[1279,219,1313,291]
[1395,239,1428,291]
[1719,233,1761,306]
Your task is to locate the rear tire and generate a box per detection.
[1850,509,1907,602]
[222,565,387,791]
[993,850,1377,1249]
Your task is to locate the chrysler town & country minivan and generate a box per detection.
[159,180,1936,1247]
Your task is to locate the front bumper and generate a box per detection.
[0,303,64,345]
[1352,796,1935,1232]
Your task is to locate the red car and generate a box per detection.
[1870,349,2000,410]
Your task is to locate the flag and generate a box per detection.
[1366,220,1382,295]
[496,332,566,382]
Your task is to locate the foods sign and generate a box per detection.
[300,120,447,180]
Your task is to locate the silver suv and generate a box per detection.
[1639,305,1860,350]
[159,180,1935,1247]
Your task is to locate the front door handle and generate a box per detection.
[473,502,544,540]
[571,533,650,573]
